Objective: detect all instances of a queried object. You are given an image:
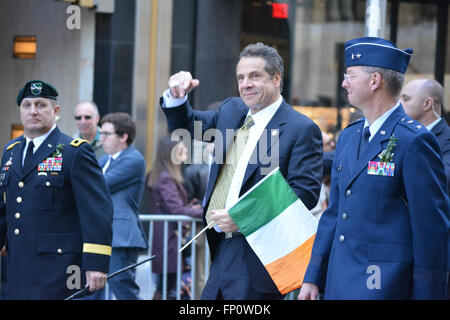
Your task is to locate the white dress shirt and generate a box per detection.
[102,150,122,174]
[224,96,283,210]
[363,102,400,142]
[22,124,57,166]
[426,117,441,131]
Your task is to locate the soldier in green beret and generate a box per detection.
[0,80,114,299]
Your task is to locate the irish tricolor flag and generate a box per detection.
[228,167,318,295]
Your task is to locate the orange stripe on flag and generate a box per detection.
[265,234,316,295]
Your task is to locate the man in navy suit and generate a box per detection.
[97,112,148,299]
[160,43,323,299]
[401,78,450,191]
[0,80,113,299]
[300,37,449,300]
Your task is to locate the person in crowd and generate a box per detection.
[95,112,148,299]
[299,37,449,300]
[310,132,335,219]
[0,80,113,299]
[147,136,202,300]
[182,140,215,299]
[74,101,106,160]
[401,78,449,190]
[160,42,323,300]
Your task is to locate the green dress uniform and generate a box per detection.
[0,129,113,299]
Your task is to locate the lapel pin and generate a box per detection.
[416,125,422,129]
[380,130,386,135]
[407,120,413,124]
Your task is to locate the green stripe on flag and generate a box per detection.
[228,170,299,236]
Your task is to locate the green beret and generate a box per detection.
[17,80,58,106]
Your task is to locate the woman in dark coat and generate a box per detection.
[147,136,202,299]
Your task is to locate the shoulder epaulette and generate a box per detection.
[346,117,364,128]
[399,117,424,133]
[70,138,89,147]
[6,141,21,151]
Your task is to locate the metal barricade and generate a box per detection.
[0,215,299,300]
[139,214,210,300]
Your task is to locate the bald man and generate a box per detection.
[401,79,450,191]
[74,101,106,159]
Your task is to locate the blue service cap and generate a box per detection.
[344,37,413,74]
[17,80,58,106]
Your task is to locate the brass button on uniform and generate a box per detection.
[45,181,51,187]
[16,196,22,203]
[345,189,351,196]
[339,235,345,242]
[18,181,24,188]
[57,249,62,254]
[15,213,21,219]
[14,229,20,235]
[342,213,348,220]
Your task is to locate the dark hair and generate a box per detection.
[148,136,184,188]
[239,42,284,92]
[100,112,136,145]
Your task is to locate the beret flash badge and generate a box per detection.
[31,82,43,95]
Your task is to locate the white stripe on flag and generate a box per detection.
[246,199,318,265]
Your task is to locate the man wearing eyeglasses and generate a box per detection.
[299,37,449,300]
[74,101,106,160]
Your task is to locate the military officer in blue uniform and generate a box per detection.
[299,37,449,300]
[0,80,114,299]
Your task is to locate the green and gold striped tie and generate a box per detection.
[205,115,255,227]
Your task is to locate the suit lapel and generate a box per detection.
[344,106,404,190]
[21,128,60,178]
[431,119,445,137]
[205,104,248,203]
[241,101,287,187]
[107,146,132,172]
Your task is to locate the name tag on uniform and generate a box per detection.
[367,161,395,177]
[38,157,62,172]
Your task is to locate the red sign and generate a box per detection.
[272,3,288,19]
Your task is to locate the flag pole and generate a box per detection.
[64,255,156,300]
[179,221,215,253]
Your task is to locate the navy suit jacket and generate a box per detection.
[0,127,113,299]
[304,106,449,299]
[161,96,323,294]
[99,146,148,249]
[431,118,450,191]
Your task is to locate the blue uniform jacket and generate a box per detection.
[99,146,148,249]
[0,127,113,299]
[161,96,323,294]
[304,105,449,299]
[431,118,450,191]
